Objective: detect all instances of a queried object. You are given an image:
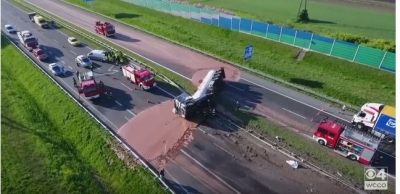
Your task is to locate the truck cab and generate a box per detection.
[34,16,49,28]
[352,103,383,131]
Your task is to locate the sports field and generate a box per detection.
[1,35,166,194]
[185,0,395,41]
[65,0,395,106]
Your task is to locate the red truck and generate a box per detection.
[94,21,115,37]
[78,71,105,100]
[313,118,380,165]
[17,30,38,51]
[121,64,156,90]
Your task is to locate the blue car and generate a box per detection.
[48,63,65,76]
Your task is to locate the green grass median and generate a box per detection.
[62,0,395,107]
[1,35,166,194]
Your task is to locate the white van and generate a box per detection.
[87,50,107,61]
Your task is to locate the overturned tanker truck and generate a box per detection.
[173,68,225,119]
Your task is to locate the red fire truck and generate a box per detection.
[312,118,380,165]
[78,71,105,100]
[122,64,156,90]
[94,21,115,37]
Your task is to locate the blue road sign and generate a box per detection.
[244,45,253,60]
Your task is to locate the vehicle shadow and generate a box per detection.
[110,33,140,43]
[39,45,64,58]
[165,179,202,194]
[224,81,263,110]
[91,85,134,111]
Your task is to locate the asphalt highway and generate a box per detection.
[1,3,242,193]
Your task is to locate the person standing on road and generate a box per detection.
[76,70,80,79]
[159,169,165,181]
[235,101,240,111]
[73,78,77,87]
[90,64,94,72]
[340,104,346,114]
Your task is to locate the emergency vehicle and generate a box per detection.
[94,21,115,37]
[173,68,225,119]
[121,64,156,90]
[17,30,38,51]
[313,118,380,165]
[78,71,104,100]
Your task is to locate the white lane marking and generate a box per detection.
[227,83,244,91]
[241,78,352,122]
[108,65,115,71]
[70,50,77,55]
[213,143,235,158]
[68,66,73,70]
[124,117,130,121]
[49,51,53,54]
[53,39,58,43]
[155,86,175,98]
[115,100,122,106]
[180,150,241,194]
[126,109,136,116]
[282,108,306,119]
[120,82,133,91]
[61,61,65,64]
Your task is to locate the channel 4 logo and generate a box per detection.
[364,167,388,190]
[386,119,396,128]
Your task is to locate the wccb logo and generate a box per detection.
[364,167,388,190]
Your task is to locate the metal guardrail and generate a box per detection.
[1,31,174,194]
[58,0,359,111]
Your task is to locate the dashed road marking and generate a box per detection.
[120,82,133,91]
[61,61,65,64]
[70,50,77,55]
[68,66,73,69]
[124,117,130,121]
[53,39,58,43]
[49,51,53,54]
[115,100,122,106]
[126,109,136,116]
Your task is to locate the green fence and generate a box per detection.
[122,0,396,73]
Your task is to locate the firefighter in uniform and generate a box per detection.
[73,78,77,88]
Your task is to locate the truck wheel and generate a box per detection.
[356,123,365,130]
[348,154,357,161]
[317,140,325,145]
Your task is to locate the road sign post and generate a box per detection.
[244,45,253,60]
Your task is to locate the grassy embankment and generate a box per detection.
[1,35,166,194]
[185,0,395,40]
[9,0,393,188]
[64,0,395,106]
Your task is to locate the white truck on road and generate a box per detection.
[17,30,38,51]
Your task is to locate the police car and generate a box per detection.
[48,63,65,76]
[75,55,92,68]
